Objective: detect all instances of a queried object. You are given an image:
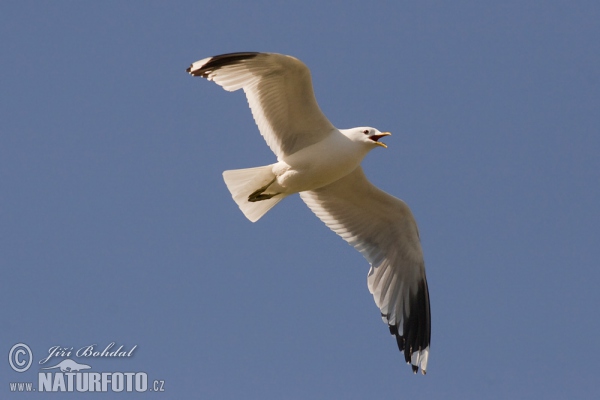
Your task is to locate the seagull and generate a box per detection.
[187,52,431,374]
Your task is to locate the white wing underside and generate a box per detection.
[187,52,335,158]
[300,167,430,373]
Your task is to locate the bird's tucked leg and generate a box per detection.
[248,177,280,202]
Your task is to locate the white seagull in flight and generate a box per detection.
[187,52,431,374]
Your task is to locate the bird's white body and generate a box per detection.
[188,52,431,374]
[270,128,376,195]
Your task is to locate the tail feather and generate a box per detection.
[222,165,286,222]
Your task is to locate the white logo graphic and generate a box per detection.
[41,359,91,372]
[8,343,32,373]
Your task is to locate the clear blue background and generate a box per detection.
[1,1,599,398]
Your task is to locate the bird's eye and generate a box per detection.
[362,129,369,135]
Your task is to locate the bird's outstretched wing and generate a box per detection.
[300,167,431,374]
[187,52,336,158]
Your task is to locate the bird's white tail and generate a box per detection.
[222,165,287,222]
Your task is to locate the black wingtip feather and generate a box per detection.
[387,278,431,374]
[187,52,260,78]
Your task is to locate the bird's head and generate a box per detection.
[345,127,392,149]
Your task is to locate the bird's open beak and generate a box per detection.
[371,132,391,148]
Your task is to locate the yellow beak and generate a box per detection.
[372,131,391,148]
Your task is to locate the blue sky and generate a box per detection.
[1,1,599,398]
